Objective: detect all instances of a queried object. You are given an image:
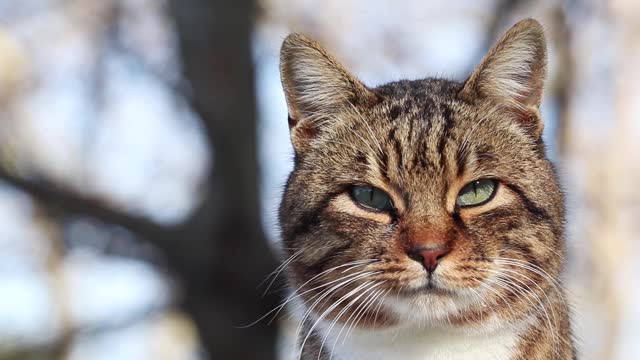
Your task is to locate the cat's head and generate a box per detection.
[278,19,564,329]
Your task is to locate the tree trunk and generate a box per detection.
[168,1,280,358]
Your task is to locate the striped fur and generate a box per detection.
[278,19,575,359]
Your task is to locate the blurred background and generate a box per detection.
[0,0,637,359]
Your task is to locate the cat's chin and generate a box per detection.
[382,278,481,326]
[395,271,461,297]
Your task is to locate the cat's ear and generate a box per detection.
[459,19,547,137]
[280,33,376,151]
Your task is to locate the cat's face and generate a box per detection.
[279,19,564,329]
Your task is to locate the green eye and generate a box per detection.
[350,185,392,211]
[456,179,498,207]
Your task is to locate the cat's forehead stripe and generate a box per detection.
[370,87,463,181]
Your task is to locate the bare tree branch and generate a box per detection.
[0,167,172,241]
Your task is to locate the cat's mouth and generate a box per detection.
[401,277,457,297]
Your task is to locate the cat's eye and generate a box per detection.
[350,185,393,212]
[456,179,498,208]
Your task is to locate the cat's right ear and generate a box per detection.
[280,34,376,153]
[459,19,547,138]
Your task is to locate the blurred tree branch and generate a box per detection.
[549,6,574,157]
[0,167,171,240]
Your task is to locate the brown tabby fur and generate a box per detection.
[278,19,575,359]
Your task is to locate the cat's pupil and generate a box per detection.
[350,185,391,211]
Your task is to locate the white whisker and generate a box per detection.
[299,280,378,359]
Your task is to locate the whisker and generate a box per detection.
[371,288,391,329]
[238,260,376,328]
[281,260,379,321]
[480,268,558,353]
[492,259,567,354]
[286,269,373,323]
[491,257,563,294]
[294,270,382,342]
[473,278,516,318]
[260,248,304,296]
[494,267,559,323]
[360,287,387,331]
[317,282,382,359]
[328,288,382,360]
[344,284,387,342]
[299,280,378,359]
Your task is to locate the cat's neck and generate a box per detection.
[316,319,529,360]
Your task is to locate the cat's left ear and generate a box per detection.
[459,18,547,138]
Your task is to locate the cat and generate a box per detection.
[277,18,575,359]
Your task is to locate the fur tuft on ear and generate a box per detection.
[280,34,375,151]
[460,19,547,136]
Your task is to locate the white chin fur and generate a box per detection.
[312,290,528,360]
[382,285,479,326]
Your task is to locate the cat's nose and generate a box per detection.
[408,246,450,272]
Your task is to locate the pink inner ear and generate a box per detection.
[288,117,320,154]
[509,105,545,138]
[293,119,319,139]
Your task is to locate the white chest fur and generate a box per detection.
[315,322,521,360]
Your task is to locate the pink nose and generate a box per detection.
[409,246,450,272]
